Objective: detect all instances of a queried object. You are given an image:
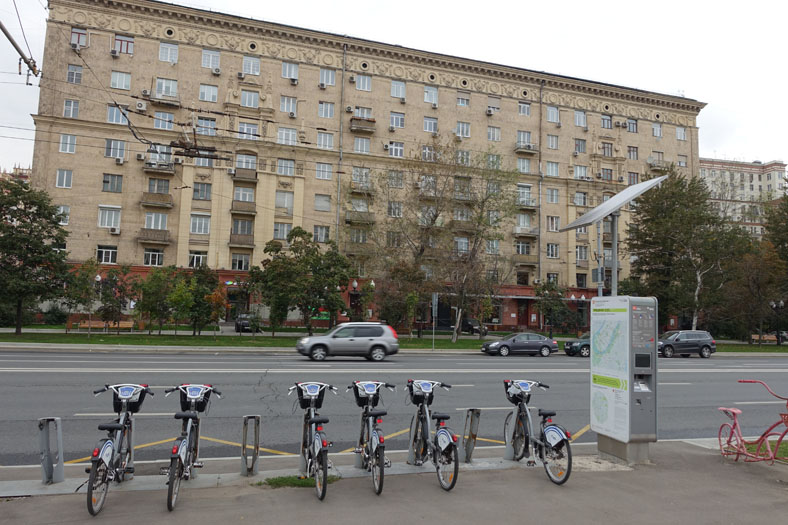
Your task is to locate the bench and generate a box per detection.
[751,333,777,344]
[77,320,135,332]
[78,320,106,330]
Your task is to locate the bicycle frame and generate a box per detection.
[504,380,570,461]
[90,384,150,479]
[289,382,336,474]
[408,380,457,463]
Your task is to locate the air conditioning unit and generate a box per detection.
[399,97,406,104]
[431,131,439,138]
[383,144,389,151]
[135,101,147,112]
[212,67,221,76]
[70,42,80,51]
[345,106,353,113]
[115,157,124,165]
[237,72,245,80]
[348,75,355,83]
[596,173,602,179]
[136,153,145,161]
[486,108,494,116]
[556,122,562,128]
[318,82,326,89]
[289,78,298,86]
[618,176,624,182]
[573,152,579,157]
[431,103,438,109]
[174,157,183,165]
[583,126,589,132]
[584,176,593,181]
[533,278,541,284]
[110,227,121,235]
[141,89,150,98]
[288,111,296,119]
[110,49,119,57]
[388,125,395,132]
[227,168,236,175]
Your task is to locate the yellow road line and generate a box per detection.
[64,437,177,464]
[474,436,505,445]
[570,424,591,443]
[200,436,292,456]
[340,427,411,453]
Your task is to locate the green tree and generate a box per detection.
[167,277,194,336]
[97,265,137,334]
[135,266,176,335]
[764,195,788,265]
[0,179,70,334]
[534,281,571,335]
[206,288,227,340]
[63,258,100,336]
[188,265,219,335]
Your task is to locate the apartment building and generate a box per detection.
[699,158,786,238]
[33,0,705,328]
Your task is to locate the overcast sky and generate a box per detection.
[1,0,784,170]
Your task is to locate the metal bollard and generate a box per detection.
[38,417,64,484]
[503,406,519,460]
[458,408,481,463]
[241,415,260,476]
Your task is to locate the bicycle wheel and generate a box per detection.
[166,457,183,511]
[371,446,384,495]
[314,450,328,500]
[718,423,741,461]
[436,443,459,491]
[410,415,428,464]
[504,412,529,460]
[542,437,572,485]
[86,461,109,516]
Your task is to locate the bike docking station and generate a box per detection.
[590,296,658,465]
[38,417,65,484]
[241,415,261,477]
[459,408,481,463]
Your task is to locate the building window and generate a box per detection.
[627,119,638,133]
[140,248,164,267]
[97,245,118,264]
[390,112,405,128]
[232,218,253,235]
[547,106,559,123]
[601,168,613,181]
[652,122,662,137]
[318,101,334,118]
[201,49,220,69]
[575,165,588,180]
[517,158,531,174]
[548,135,559,150]
[457,150,470,166]
[241,90,259,108]
[316,163,332,180]
[547,273,559,284]
[56,169,72,188]
[546,161,559,177]
[352,167,370,187]
[388,201,403,218]
[349,228,367,244]
[601,142,613,157]
[455,121,470,138]
[198,84,217,102]
[517,130,532,146]
[457,93,470,107]
[280,95,297,114]
[454,237,469,254]
[388,171,403,188]
[487,96,501,113]
[63,99,79,119]
[628,146,638,160]
[190,214,210,234]
[193,183,211,200]
[234,186,254,202]
[243,56,260,75]
[159,42,178,63]
[196,117,216,136]
[576,273,587,288]
[389,141,404,158]
[576,245,588,261]
[515,240,531,256]
[98,206,121,228]
[102,174,122,193]
[109,70,129,90]
[281,62,298,79]
[386,231,402,248]
[676,127,687,141]
[188,251,207,268]
[574,192,587,206]
[67,64,82,84]
[154,111,174,130]
[574,138,586,154]
[230,253,249,271]
[317,132,334,150]
[424,117,438,133]
[519,101,531,116]
[106,105,128,125]
[678,155,688,167]
[314,194,331,212]
[153,79,177,99]
[421,146,435,162]
[238,122,258,140]
[60,134,76,154]
[236,154,257,170]
[547,188,559,203]
[547,216,560,232]
[277,127,297,145]
[487,154,501,170]
[424,85,438,104]
[455,207,471,221]
[354,137,370,154]
[145,212,168,230]
[356,74,371,91]
[391,80,406,98]
[320,68,335,86]
[487,126,501,141]
[149,144,171,164]
[113,35,134,54]
[57,205,70,225]
[273,222,292,240]
[601,114,612,129]
[354,106,372,119]
[628,172,639,185]
[575,111,587,127]
[71,27,87,46]
[486,239,500,255]
[275,190,293,215]
[314,225,330,243]
[547,243,559,259]
[277,159,295,176]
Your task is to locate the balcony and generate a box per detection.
[231,200,257,215]
[143,161,175,174]
[603,232,613,243]
[149,93,181,108]
[516,197,538,209]
[343,243,369,256]
[512,225,539,237]
[230,168,258,183]
[514,142,538,155]
[576,259,589,269]
[274,206,294,219]
[449,219,475,232]
[513,253,538,266]
[349,117,376,134]
[345,211,375,224]
[350,181,375,194]
[647,158,671,173]
[137,228,170,245]
[453,191,473,201]
[576,232,589,243]
[140,192,173,208]
[228,233,255,247]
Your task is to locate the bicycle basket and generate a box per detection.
[297,385,326,409]
[352,383,380,408]
[113,388,146,414]
[408,383,434,406]
[180,387,212,412]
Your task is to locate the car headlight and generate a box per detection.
[299,337,309,344]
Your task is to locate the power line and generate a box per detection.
[11,0,33,58]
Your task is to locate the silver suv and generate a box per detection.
[296,322,400,361]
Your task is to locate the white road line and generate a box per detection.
[733,401,786,405]
[74,412,174,417]
[455,407,511,411]
[659,382,692,385]
[1,367,787,374]
[450,384,475,387]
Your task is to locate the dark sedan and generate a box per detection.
[564,333,591,357]
[481,332,559,357]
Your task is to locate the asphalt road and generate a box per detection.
[1,349,787,466]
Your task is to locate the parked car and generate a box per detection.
[481,332,558,357]
[462,318,488,336]
[234,313,261,333]
[658,330,716,358]
[564,333,591,357]
[296,322,399,361]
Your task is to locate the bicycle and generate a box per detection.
[348,380,395,494]
[406,379,459,491]
[162,384,222,511]
[718,379,788,463]
[288,381,338,500]
[502,379,572,485]
[85,383,154,516]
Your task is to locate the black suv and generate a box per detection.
[658,330,716,358]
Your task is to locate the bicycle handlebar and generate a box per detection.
[738,379,788,400]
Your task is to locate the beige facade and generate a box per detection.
[33,0,705,310]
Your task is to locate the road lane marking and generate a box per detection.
[570,424,591,442]
[340,427,411,453]
[3,367,788,374]
[659,382,692,385]
[74,413,174,417]
[64,437,175,464]
[200,436,291,456]
[450,384,475,387]
[734,400,786,405]
[455,407,512,411]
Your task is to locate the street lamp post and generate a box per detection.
[349,279,360,322]
[770,300,784,346]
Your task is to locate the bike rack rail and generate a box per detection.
[38,417,64,484]
[406,414,419,465]
[503,405,519,461]
[241,415,260,476]
[458,408,481,463]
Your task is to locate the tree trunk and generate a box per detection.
[451,307,463,343]
[758,318,763,347]
[691,269,702,330]
[87,311,92,339]
[15,298,23,335]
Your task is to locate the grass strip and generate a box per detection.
[253,475,340,489]
[743,439,788,459]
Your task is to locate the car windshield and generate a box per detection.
[662,331,679,340]
[325,324,348,336]
[580,332,590,339]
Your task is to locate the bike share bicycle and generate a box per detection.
[162,384,222,511]
[289,381,337,500]
[406,379,459,490]
[85,383,154,516]
[502,379,572,484]
[348,380,395,494]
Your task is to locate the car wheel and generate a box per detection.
[579,345,590,358]
[662,346,674,358]
[498,345,510,356]
[700,346,712,358]
[539,346,551,357]
[369,346,387,362]
[309,345,327,361]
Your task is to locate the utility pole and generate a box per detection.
[0,20,38,77]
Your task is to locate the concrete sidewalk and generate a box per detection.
[2,442,787,524]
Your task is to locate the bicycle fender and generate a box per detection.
[172,438,188,462]
[544,425,568,447]
[94,439,113,466]
[370,429,380,453]
[436,428,453,451]
[313,431,326,456]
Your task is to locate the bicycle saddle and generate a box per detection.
[431,413,450,421]
[538,409,556,418]
[97,423,124,432]
[174,411,199,420]
[309,416,330,425]
[368,409,387,418]
[718,407,742,415]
